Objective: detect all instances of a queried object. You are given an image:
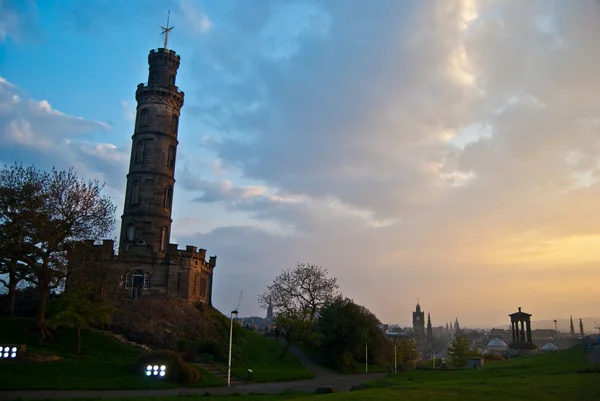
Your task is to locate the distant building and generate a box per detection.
[412,302,428,359]
[486,338,508,356]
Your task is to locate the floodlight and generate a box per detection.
[144,363,167,378]
[0,344,24,359]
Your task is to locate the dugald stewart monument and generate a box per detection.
[69,26,216,304]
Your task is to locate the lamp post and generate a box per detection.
[553,319,558,342]
[227,309,238,388]
[394,343,397,373]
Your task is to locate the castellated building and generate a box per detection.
[68,45,216,304]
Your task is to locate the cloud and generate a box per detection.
[177,0,212,34]
[5,0,600,326]
[0,76,129,190]
[174,0,600,325]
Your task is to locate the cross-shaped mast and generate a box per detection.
[160,10,174,49]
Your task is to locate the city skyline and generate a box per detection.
[1,0,599,327]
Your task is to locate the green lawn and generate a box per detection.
[0,318,219,390]
[224,329,315,383]
[48,346,599,401]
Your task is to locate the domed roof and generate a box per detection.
[487,338,508,348]
[542,343,559,351]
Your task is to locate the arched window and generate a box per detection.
[135,141,145,164]
[131,181,139,204]
[149,71,157,83]
[164,186,173,209]
[124,272,133,289]
[160,227,168,251]
[167,146,176,167]
[126,224,135,241]
[139,109,149,126]
[171,114,178,132]
[143,273,151,290]
[169,75,176,86]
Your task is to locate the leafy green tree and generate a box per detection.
[0,165,46,316]
[274,309,318,358]
[448,334,471,367]
[0,164,116,334]
[318,297,391,372]
[395,337,419,367]
[49,285,114,355]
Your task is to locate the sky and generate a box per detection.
[1,0,600,328]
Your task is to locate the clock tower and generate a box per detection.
[412,302,427,359]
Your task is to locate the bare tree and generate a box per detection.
[258,262,340,356]
[259,262,339,321]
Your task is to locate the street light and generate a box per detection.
[227,309,239,388]
[554,319,558,346]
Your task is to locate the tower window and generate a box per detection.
[126,224,135,241]
[143,273,151,290]
[136,141,145,164]
[150,70,157,83]
[171,115,178,132]
[167,146,176,167]
[160,227,168,251]
[169,75,176,86]
[139,109,149,126]
[194,274,198,293]
[131,181,140,204]
[164,186,173,209]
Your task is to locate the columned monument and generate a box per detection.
[508,307,537,354]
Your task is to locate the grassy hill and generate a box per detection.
[225,329,315,382]
[355,346,600,401]
[0,316,313,390]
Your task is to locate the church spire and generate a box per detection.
[570,315,575,336]
[579,318,584,337]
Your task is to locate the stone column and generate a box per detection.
[512,321,516,343]
[526,320,532,343]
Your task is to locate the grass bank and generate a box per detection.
[224,329,315,382]
[0,318,216,390]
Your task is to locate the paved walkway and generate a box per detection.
[0,373,386,400]
[0,346,387,400]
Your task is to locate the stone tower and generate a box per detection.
[68,35,217,305]
[119,47,184,254]
[412,302,427,358]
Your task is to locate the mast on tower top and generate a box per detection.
[160,10,174,49]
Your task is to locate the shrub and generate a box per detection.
[484,353,505,361]
[133,350,201,386]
